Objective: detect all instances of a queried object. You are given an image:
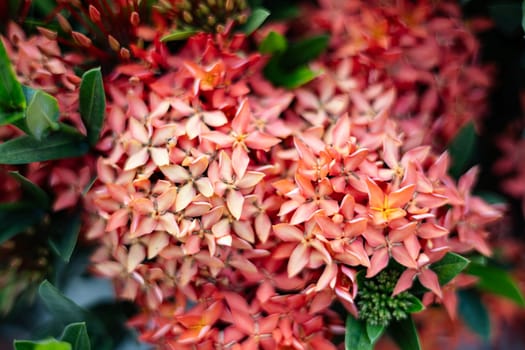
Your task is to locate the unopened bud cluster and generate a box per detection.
[159,0,248,32]
[356,270,413,326]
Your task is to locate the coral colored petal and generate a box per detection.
[160,164,190,183]
[419,269,442,298]
[127,244,145,273]
[366,248,389,277]
[273,224,304,242]
[389,184,415,208]
[124,147,149,170]
[106,208,129,231]
[128,117,150,144]
[316,263,338,291]
[159,213,180,236]
[195,177,214,197]
[245,131,280,150]
[365,177,385,209]
[418,223,449,239]
[232,145,249,180]
[201,131,235,148]
[288,243,309,277]
[185,115,201,140]
[218,151,233,182]
[147,232,169,259]
[131,198,154,214]
[233,220,255,243]
[290,201,318,225]
[392,246,418,269]
[227,190,245,220]
[393,269,417,296]
[176,183,196,212]
[202,110,228,127]
[255,213,271,243]
[156,187,177,212]
[256,281,275,304]
[236,171,265,189]
[231,98,251,133]
[389,221,417,243]
[340,194,356,219]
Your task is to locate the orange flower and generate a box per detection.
[366,177,415,225]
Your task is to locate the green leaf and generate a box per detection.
[60,323,91,350]
[0,202,45,244]
[458,289,491,341]
[9,171,50,208]
[25,88,60,140]
[0,39,26,112]
[241,8,270,35]
[387,316,421,350]
[259,31,288,54]
[430,252,470,285]
[405,294,425,313]
[14,340,72,350]
[345,315,374,350]
[161,29,198,42]
[48,211,82,263]
[264,59,320,89]
[39,280,87,327]
[0,109,24,126]
[448,122,477,178]
[366,323,385,344]
[79,67,106,146]
[0,130,88,164]
[466,263,525,307]
[281,34,330,68]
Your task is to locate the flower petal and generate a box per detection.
[227,190,244,220]
[288,243,309,277]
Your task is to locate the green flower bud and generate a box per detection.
[356,270,414,327]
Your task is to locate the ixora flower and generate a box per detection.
[80,1,507,348]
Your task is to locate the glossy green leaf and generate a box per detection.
[241,8,270,35]
[281,34,330,68]
[467,263,525,307]
[79,67,106,146]
[25,88,60,140]
[366,323,385,344]
[161,29,198,42]
[430,252,470,285]
[345,315,374,350]
[405,294,425,313]
[448,122,477,178]
[0,130,88,164]
[387,316,421,350]
[14,340,71,350]
[9,171,50,208]
[0,39,26,112]
[0,202,45,244]
[39,280,87,327]
[48,211,81,263]
[0,110,24,126]
[264,59,319,89]
[259,31,287,54]
[60,323,91,350]
[458,289,490,341]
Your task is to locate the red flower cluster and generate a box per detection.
[82,1,501,348]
